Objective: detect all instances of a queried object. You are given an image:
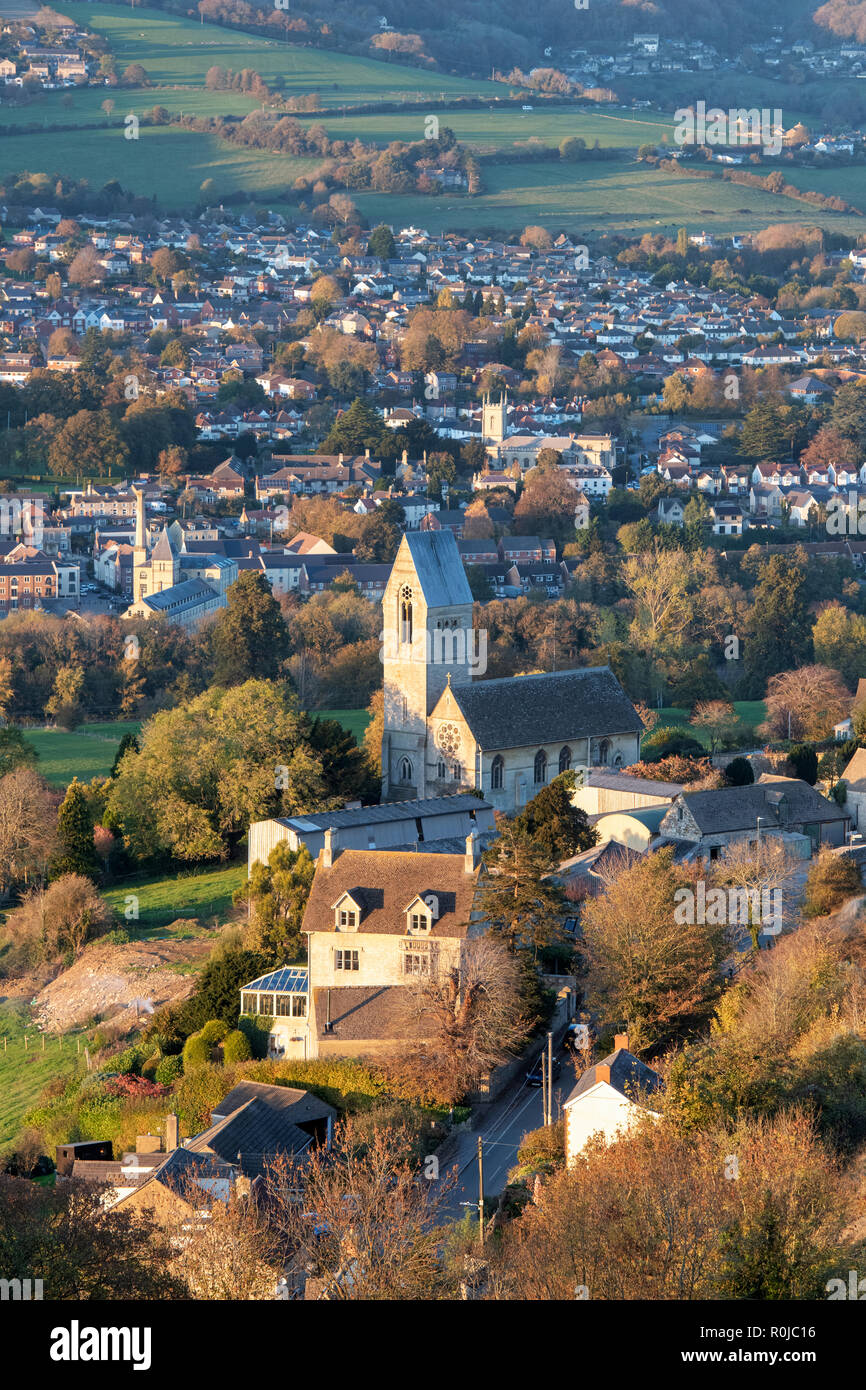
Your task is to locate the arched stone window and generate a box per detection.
[534,749,547,786]
[559,745,572,774]
[398,756,414,784]
[490,755,504,790]
[599,739,610,766]
[399,584,413,645]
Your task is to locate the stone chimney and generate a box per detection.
[322,826,339,868]
[165,1113,179,1152]
[365,447,370,459]
[402,449,408,467]
[464,831,478,874]
[338,452,344,466]
[614,1033,629,1052]
[595,1064,610,1085]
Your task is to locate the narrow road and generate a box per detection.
[442,1050,578,1220]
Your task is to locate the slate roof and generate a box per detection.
[564,1047,663,1105]
[671,776,848,835]
[211,1079,334,1127]
[302,849,478,937]
[313,984,426,1042]
[186,1098,313,1164]
[150,528,177,562]
[403,529,473,607]
[842,747,866,792]
[449,667,643,750]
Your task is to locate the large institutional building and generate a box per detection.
[380,530,643,810]
[123,487,237,628]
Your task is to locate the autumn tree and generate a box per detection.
[264,1119,457,1300]
[689,700,736,755]
[0,765,56,898]
[580,848,727,1054]
[0,1174,186,1299]
[401,936,528,1102]
[4,874,112,971]
[763,665,850,742]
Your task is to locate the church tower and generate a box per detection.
[381,530,475,802]
[482,391,508,446]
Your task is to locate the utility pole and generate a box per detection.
[547,1031,554,1125]
[541,1047,547,1127]
[477,1137,485,1246]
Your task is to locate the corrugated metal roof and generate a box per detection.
[274,792,490,832]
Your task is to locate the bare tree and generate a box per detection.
[711,838,801,953]
[167,1175,284,1300]
[690,699,736,755]
[264,1118,457,1300]
[401,936,529,1102]
[762,665,850,742]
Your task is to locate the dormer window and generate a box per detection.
[332,892,362,930]
[405,894,435,934]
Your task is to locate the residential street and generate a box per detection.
[441,1049,578,1221]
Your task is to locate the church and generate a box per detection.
[481,392,616,484]
[381,530,644,810]
[122,487,237,628]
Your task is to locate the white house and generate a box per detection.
[563,1038,663,1166]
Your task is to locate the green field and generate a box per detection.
[102,862,246,937]
[2,4,858,232]
[23,720,140,786]
[354,160,866,238]
[648,702,766,750]
[317,707,371,742]
[0,1004,84,1146]
[59,4,500,105]
[0,124,320,206]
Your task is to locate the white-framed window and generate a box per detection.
[335,949,359,971]
[338,908,358,929]
[403,950,431,976]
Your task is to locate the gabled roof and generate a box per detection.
[671,776,847,834]
[186,1098,313,1165]
[400,530,473,608]
[564,1047,663,1105]
[211,1080,334,1127]
[448,667,643,751]
[302,849,477,937]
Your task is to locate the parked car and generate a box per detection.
[526,1054,561,1087]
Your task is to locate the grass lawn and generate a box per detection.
[316,707,371,743]
[0,1003,84,1147]
[22,721,140,787]
[102,862,247,938]
[649,702,766,750]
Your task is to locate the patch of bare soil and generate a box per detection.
[31,924,216,1034]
